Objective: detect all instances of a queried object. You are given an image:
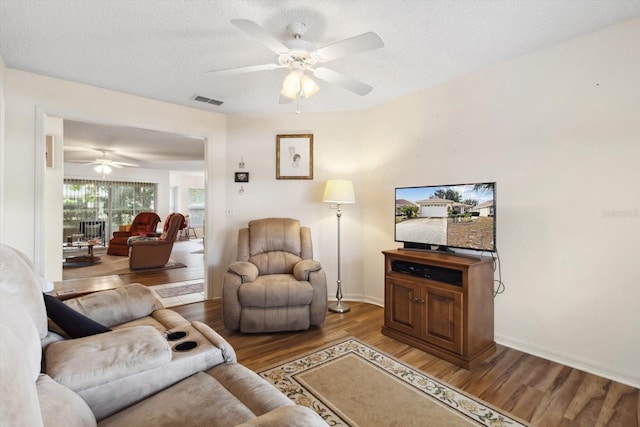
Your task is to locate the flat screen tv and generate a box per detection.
[395,182,496,253]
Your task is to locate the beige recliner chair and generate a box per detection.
[222,218,327,333]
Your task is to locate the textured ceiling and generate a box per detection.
[2,0,639,116]
[1,1,639,170]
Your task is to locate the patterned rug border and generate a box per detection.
[258,337,528,427]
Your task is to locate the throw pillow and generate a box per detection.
[43,294,111,338]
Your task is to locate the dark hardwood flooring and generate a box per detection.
[57,244,639,426]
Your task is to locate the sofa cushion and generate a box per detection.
[206,363,292,415]
[0,289,44,427]
[63,284,158,328]
[43,294,111,338]
[238,275,313,308]
[0,244,48,338]
[37,374,96,427]
[45,325,171,392]
[76,321,236,421]
[98,371,256,427]
[98,363,299,427]
[236,405,327,427]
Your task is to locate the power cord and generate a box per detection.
[491,247,505,297]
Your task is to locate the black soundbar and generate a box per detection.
[391,260,462,286]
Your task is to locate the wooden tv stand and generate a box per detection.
[381,249,495,369]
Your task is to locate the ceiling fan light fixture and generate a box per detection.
[94,164,112,175]
[281,70,319,100]
[281,70,301,99]
[300,74,319,98]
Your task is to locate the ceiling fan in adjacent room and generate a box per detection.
[66,148,139,177]
[206,19,384,103]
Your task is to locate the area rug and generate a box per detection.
[152,281,204,298]
[258,338,527,427]
[62,252,186,278]
[115,262,187,275]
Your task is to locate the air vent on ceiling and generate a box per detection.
[192,95,224,106]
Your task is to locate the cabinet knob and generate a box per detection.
[420,298,425,304]
[412,297,419,303]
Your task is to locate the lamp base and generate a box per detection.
[328,301,350,313]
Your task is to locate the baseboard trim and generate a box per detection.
[495,333,639,388]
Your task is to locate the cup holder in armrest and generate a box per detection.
[165,331,187,341]
[173,341,198,352]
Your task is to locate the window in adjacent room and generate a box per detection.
[63,179,157,242]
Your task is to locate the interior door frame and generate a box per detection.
[34,106,209,289]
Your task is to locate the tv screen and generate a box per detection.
[395,182,496,252]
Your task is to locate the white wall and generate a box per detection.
[225,113,367,304]
[44,117,64,281]
[358,17,640,386]
[0,54,6,243]
[2,71,227,297]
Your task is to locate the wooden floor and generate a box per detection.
[172,304,639,427]
[58,246,639,426]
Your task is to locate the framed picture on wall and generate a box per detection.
[276,134,313,180]
[235,172,249,182]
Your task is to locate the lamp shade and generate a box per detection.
[323,179,355,204]
[281,71,301,99]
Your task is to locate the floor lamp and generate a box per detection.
[323,179,355,313]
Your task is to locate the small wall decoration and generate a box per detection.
[235,172,249,182]
[45,134,54,168]
[276,134,313,180]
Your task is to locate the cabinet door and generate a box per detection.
[385,277,421,338]
[421,286,463,355]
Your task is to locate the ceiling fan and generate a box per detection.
[69,149,139,176]
[206,19,384,102]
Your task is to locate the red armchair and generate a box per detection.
[107,212,161,256]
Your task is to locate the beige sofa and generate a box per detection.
[0,244,326,427]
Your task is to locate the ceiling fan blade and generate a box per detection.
[313,67,373,96]
[231,19,289,54]
[206,63,283,76]
[113,161,139,168]
[64,145,100,153]
[312,32,384,62]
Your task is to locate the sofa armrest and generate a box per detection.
[293,259,322,281]
[235,405,327,427]
[63,284,158,328]
[45,325,171,392]
[227,261,259,283]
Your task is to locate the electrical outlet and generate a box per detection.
[226,208,235,216]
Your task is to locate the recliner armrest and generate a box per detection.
[293,259,322,281]
[227,261,259,283]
